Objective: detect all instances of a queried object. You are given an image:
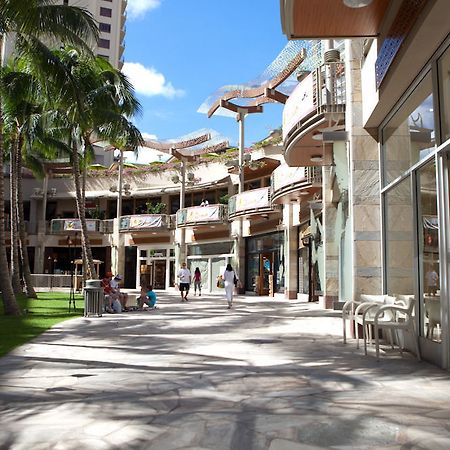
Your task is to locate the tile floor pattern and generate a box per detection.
[1,292,450,449]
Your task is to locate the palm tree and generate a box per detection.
[0,0,98,315]
[1,64,47,298]
[39,48,142,279]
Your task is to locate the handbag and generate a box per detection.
[233,274,238,286]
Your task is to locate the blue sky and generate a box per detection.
[122,0,289,162]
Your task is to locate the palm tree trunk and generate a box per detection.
[10,135,23,294]
[71,143,96,279]
[0,33,21,315]
[17,136,37,298]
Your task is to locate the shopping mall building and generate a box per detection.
[5,0,450,368]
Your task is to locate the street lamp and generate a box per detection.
[66,235,76,312]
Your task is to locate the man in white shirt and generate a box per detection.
[177,262,191,302]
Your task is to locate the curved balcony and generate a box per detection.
[50,218,102,234]
[271,166,322,204]
[119,214,172,232]
[283,62,346,167]
[176,204,228,228]
[228,187,280,220]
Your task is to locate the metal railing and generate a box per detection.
[50,218,102,234]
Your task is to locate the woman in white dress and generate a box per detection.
[223,263,238,309]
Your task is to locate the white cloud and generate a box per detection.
[142,132,157,140]
[122,62,185,99]
[127,0,161,20]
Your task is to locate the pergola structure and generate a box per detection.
[142,130,229,266]
[199,40,314,282]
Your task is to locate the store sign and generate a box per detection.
[282,73,315,140]
[235,188,270,212]
[186,205,220,223]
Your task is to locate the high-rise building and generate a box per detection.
[3,0,126,69]
[60,0,126,69]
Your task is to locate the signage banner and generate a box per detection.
[282,73,315,139]
[186,205,220,222]
[236,188,269,212]
[129,215,163,229]
[64,219,97,231]
[272,166,306,191]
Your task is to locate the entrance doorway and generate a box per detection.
[140,260,166,289]
[259,252,273,295]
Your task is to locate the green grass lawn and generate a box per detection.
[0,292,84,358]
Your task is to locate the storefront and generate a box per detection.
[136,246,175,290]
[380,38,450,367]
[187,241,234,293]
[246,232,285,295]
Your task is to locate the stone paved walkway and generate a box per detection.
[1,291,450,449]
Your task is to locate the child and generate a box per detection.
[140,284,157,310]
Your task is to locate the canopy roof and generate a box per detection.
[198,40,322,118]
[142,129,229,160]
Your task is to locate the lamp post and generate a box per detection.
[66,235,76,312]
[110,148,131,278]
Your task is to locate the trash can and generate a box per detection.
[83,279,103,317]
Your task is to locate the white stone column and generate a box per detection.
[346,39,382,297]
[284,204,298,299]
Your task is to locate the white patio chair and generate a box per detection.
[342,294,386,347]
[373,296,420,361]
[424,296,441,340]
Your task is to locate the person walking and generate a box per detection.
[223,263,238,309]
[177,262,191,302]
[193,267,202,296]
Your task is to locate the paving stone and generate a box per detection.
[1,292,450,449]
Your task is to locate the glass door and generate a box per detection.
[417,160,441,342]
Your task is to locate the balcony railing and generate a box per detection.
[228,187,279,219]
[282,62,346,142]
[50,218,102,234]
[176,204,228,227]
[119,214,171,232]
[101,219,114,234]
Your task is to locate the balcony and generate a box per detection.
[271,166,322,204]
[283,62,346,167]
[50,218,102,234]
[101,219,114,234]
[119,214,172,232]
[228,187,280,220]
[176,204,228,228]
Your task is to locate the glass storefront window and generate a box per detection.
[418,160,441,342]
[384,176,415,296]
[246,254,259,292]
[382,73,435,185]
[188,242,233,256]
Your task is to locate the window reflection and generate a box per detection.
[382,73,435,185]
[385,177,415,296]
[418,160,441,342]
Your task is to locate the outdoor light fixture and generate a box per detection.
[187,172,195,182]
[310,155,324,163]
[343,0,373,8]
[171,175,180,184]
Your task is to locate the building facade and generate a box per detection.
[279,0,450,368]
